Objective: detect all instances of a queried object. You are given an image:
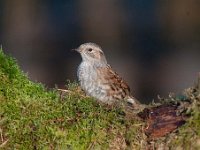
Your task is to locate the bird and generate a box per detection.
[75,42,140,108]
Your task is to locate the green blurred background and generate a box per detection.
[0,0,200,103]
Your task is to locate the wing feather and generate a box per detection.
[97,65,130,99]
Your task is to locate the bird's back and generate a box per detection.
[96,65,131,101]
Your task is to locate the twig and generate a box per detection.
[57,89,72,93]
[0,128,8,148]
[0,139,9,148]
[57,88,89,98]
[0,128,3,143]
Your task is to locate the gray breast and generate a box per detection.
[78,62,96,91]
[78,62,114,104]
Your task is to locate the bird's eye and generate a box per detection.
[88,48,93,52]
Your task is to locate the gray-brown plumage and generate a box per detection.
[75,42,139,106]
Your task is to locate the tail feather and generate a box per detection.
[126,96,145,110]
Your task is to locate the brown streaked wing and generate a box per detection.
[97,65,130,97]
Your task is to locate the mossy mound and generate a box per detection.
[0,49,143,149]
[0,48,200,149]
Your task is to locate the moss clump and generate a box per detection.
[167,86,200,149]
[0,49,143,149]
[0,48,200,149]
[144,87,200,149]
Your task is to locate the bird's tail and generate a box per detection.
[126,96,145,110]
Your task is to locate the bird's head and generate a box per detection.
[75,43,107,65]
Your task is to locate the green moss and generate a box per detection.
[0,49,142,149]
[167,87,200,149]
[1,48,200,149]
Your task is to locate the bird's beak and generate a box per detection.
[71,48,80,52]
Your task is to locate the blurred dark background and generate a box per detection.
[0,0,200,103]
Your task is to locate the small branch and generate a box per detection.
[0,139,9,148]
[57,88,89,98]
[57,89,72,93]
[0,128,8,148]
[0,128,3,143]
